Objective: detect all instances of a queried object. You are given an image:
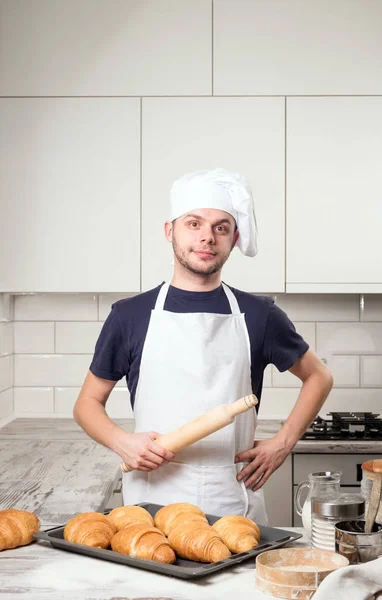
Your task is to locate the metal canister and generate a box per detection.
[335,520,382,564]
[311,494,365,552]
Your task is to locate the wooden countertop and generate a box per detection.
[0,418,134,528]
[0,525,308,600]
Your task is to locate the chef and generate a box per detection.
[74,168,333,524]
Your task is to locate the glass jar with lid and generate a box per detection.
[311,494,365,551]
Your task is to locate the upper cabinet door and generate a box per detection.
[287,97,382,293]
[0,0,211,96]
[0,98,140,293]
[141,98,285,293]
[214,0,382,96]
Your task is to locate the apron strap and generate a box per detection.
[222,283,241,315]
[155,282,170,310]
[155,282,241,315]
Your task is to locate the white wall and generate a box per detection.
[1,0,382,418]
[9,292,382,419]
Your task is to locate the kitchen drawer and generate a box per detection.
[292,485,362,527]
[293,454,382,486]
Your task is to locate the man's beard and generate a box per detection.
[172,235,231,276]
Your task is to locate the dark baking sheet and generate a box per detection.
[34,502,302,579]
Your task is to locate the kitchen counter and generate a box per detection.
[0,526,308,600]
[2,416,382,455]
[0,418,311,600]
[256,419,382,453]
[0,418,133,527]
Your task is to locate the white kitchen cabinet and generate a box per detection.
[0,0,211,96]
[0,98,140,293]
[287,97,382,293]
[263,455,292,527]
[141,97,285,293]
[214,0,382,96]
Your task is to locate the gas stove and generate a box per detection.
[301,412,382,440]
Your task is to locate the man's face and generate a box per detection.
[165,208,239,276]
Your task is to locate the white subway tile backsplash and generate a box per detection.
[14,387,54,413]
[275,295,359,322]
[0,355,13,393]
[14,354,92,387]
[361,295,382,322]
[272,367,302,389]
[259,387,382,420]
[0,388,13,419]
[55,322,103,354]
[258,388,299,420]
[0,294,13,321]
[14,294,98,321]
[14,322,54,354]
[324,388,382,413]
[98,294,136,321]
[361,356,382,388]
[0,322,13,356]
[330,356,360,388]
[317,323,382,357]
[55,386,133,419]
[107,387,134,419]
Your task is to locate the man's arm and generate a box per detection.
[235,348,333,491]
[73,371,174,471]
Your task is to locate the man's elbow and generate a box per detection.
[320,365,334,394]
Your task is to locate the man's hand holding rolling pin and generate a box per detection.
[113,430,175,472]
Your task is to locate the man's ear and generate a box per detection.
[164,220,173,242]
[231,230,240,249]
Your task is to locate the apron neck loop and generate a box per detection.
[155,283,170,310]
[221,282,241,315]
[155,282,241,315]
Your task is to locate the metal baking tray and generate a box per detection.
[34,502,302,579]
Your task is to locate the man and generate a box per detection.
[74,168,333,524]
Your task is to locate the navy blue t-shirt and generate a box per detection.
[89,283,309,411]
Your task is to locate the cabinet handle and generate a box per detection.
[356,463,363,482]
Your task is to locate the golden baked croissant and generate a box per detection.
[64,512,116,548]
[111,523,176,564]
[0,509,40,551]
[154,502,206,536]
[107,505,154,531]
[212,515,261,553]
[168,520,231,563]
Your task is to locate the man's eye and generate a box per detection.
[189,221,199,227]
[216,226,227,233]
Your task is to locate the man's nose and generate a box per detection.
[200,226,215,243]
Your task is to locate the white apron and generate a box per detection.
[122,282,268,525]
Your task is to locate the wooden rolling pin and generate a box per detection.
[121,393,258,473]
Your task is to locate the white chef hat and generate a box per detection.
[170,168,258,257]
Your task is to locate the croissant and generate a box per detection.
[111,523,176,564]
[64,512,116,548]
[168,520,231,563]
[212,515,261,553]
[0,509,40,551]
[154,502,206,536]
[107,506,154,531]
